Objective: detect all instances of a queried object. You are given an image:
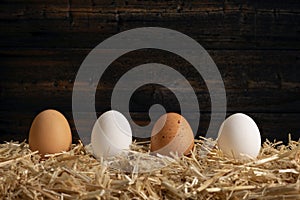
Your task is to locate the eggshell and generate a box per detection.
[91,110,132,158]
[217,113,261,160]
[150,113,194,156]
[29,109,72,156]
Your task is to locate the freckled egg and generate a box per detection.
[217,113,261,160]
[29,109,72,156]
[150,113,194,156]
[91,110,132,158]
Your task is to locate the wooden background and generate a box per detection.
[0,0,299,143]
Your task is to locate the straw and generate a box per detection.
[0,136,299,199]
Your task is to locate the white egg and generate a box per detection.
[217,113,261,160]
[91,110,132,158]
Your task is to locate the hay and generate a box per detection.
[0,136,299,199]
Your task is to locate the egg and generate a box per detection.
[29,109,72,156]
[150,113,194,156]
[217,113,261,160]
[91,110,132,158]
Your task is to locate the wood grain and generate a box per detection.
[0,1,299,49]
[0,0,299,143]
[0,111,298,144]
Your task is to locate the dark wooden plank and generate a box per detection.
[0,0,299,145]
[0,2,299,49]
[1,0,300,17]
[0,111,299,144]
[1,49,299,86]
[1,80,300,113]
[0,49,300,112]
[1,48,299,112]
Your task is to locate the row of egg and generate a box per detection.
[29,109,261,160]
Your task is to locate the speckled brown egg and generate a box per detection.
[150,113,194,156]
[29,109,72,156]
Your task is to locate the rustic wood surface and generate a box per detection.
[0,0,299,143]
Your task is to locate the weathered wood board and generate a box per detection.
[0,0,299,143]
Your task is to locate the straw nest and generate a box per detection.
[0,136,300,200]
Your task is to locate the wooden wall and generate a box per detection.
[0,0,299,143]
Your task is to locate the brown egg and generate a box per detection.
[29,109,72,156]
[150,113,194,156]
